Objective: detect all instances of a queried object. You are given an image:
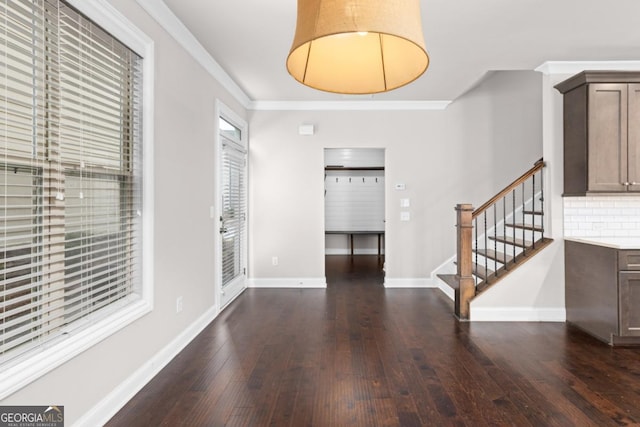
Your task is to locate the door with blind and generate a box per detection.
[218,113,247,309]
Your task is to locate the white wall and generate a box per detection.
[249,71,543,286]
[470,70,570,320]
[0,0,247,424]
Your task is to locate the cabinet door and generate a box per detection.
[628,84,640,191]
[619,271,640,336]
[588,84,628,192]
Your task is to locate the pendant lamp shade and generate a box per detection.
[286,0,429,94]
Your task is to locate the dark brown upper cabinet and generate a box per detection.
[555,71,640,195]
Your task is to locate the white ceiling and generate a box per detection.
[156,0,640,103]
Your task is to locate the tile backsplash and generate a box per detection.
[564,196,640,238]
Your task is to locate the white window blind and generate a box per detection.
[0,0,143,364]
[220,139,246,287]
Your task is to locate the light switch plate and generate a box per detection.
[400,211,410,221]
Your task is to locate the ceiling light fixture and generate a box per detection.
[286,0,429,94]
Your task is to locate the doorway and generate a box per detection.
[324,148,385,282]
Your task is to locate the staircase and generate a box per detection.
[439,159,552,320]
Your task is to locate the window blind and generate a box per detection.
[220,140,245,287]
[0,0,143,363]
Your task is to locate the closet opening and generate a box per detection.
[324,148,385,283]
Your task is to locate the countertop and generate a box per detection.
[564,237,640,249]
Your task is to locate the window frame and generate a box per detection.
[0,0,154,399]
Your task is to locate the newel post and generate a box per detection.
[455,204,475,320]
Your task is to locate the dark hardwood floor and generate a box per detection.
[107,255,640,426]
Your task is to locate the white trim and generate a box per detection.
[135,0,252,108]
[68,0,151,57]
[0,0,155,400]
[536,60,640,76]
[73,306,219,427]
[250,100,452,111]
[436,280,455,301]
[383,277,435,288]
[218,102,249,149]
[248,278,327,288]
[135,1,454,112]
[431,254,457,274]
[428,245,458,300]
[470,307,566,322]
[220,276,247,310]
[0,299,151,400]
[66,0,156,309]
[220,286,246,310]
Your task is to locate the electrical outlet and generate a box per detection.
[272,256,278,266]
[176,296,183,313]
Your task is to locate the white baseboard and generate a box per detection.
[430,255,457,301]
[247,277,327,288]
[384,277,435,288]
[74,306,219,427]
[431,255,457,277]
[470,307,566,322]
[436,281,455,301]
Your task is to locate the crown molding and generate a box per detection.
[135,1,455,113]
[536,60,640,76]
[249,100,452,111]
[135,0,252,109]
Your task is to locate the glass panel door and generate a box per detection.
[218,114,247,309]
[220,140,245,287]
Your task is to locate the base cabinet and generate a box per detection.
[565,240,640,345]
[619,272,640,337]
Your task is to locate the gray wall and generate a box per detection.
[249,71,543,283]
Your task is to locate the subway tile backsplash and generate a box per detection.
[564,196,640,237]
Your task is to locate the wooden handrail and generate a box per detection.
[472,158,544,218]
[453,158,546,320]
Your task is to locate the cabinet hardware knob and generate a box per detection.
[623,182,630,186]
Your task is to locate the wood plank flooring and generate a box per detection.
[107,256,640,426]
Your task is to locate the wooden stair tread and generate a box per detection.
[451,262,495,279]
[489,235,532,248]
[473,264,495,279]
[505,222,543,232]
[523,210,543,216]
[474,248,514,264]
[437,274,459,290]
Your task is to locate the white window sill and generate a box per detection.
[0,297,152,400]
